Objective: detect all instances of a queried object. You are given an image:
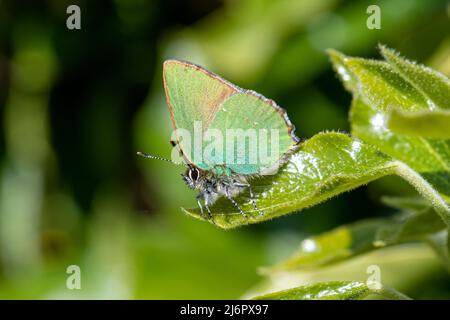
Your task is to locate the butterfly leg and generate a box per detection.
[225,192,247,218]
[196,195,206,219]
[197,192,216,224]
[234,183,264,216]
[203,195,215,225]
[247,185,264,216]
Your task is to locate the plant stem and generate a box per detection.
[393,161,450,228]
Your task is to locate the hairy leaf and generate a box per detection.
[329,47,450,206]
[379,45,450,110]
[387,108,450,139]
[183,132,396,229]
[252,281,410,300]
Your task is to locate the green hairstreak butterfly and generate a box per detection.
[138,60,299,222]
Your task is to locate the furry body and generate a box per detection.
[182,165,258,219]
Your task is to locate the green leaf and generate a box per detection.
[260,219,386,273]
[183,132,397,229]
[328,47,450,222]
[375,208,445,246]
[183,47,450,230]
[261,207,445,273]
[251,281,411,300]
[380,195,430,211]
[379,45,450,110]
[387,108,450,139]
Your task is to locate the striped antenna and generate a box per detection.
[136,151,184,166]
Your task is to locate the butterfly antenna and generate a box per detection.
[136,151,183,166]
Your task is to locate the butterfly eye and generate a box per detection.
[189,168,199,181]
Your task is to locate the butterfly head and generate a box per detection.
[182,166,203,190]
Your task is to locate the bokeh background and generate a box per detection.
[0,0,449,299]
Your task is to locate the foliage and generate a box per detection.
[0,0,449,300]
[186,46,450,299]
[252,281,411,300]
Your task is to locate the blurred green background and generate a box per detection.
[0,0,449,299]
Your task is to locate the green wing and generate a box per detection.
[207,92,298,175]
[163,60,298,174]
[164,60,238,169]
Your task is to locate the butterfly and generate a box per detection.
[138,60,299,222]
